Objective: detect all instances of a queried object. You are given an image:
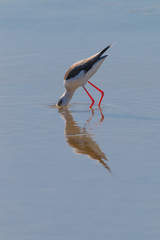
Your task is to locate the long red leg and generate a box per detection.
[88,81,104,107]
[83,86,95,108]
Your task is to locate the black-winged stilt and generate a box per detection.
[57,44,111,108]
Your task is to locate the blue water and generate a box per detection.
[0,1,160,239]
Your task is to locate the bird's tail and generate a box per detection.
[99,44,112,58]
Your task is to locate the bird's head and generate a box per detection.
[57,94,67,108]
[57,90,74,108]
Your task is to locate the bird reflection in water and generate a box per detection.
[59,108,110,171]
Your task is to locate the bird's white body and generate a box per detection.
[57,45,111,108]
[64,57,106,91]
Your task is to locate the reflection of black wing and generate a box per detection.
[67,134,110,171]
[64,45,111,80]
[67,134,107,161]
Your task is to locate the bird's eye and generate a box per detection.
[58,98,63,106]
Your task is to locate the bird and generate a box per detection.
[57,44,111,108]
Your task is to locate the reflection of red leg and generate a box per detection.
[99,106,104,122]
[83,86,95,108]
[88,81,104,107]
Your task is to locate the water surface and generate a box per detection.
[0,1,160,239]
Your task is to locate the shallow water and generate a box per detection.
[0,1,160,239]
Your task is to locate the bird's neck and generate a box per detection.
[62,89,75,106]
